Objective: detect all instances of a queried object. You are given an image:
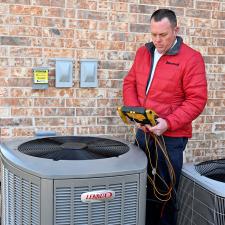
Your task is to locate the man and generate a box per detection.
[123,9,207,225]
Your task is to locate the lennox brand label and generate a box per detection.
[81,190,115,203]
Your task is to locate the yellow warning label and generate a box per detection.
[33,70,48,84]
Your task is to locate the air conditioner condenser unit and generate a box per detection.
[0,136,148,225]
[177,160,225,225]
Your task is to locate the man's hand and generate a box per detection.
[145,118,168,136]
[136,122,148,132]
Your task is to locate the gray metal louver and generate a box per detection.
[54,174,139,225]
[0,136,147,225]
[177,163,225,225]
[2,165,40,225]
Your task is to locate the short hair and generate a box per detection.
[150,9,177,27]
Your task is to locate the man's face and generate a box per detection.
[150,17,179,54]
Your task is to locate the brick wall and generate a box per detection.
[0,0,224,162]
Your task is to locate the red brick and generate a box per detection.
[186,9,211,19]
[0,68,10,77]
[73,117,96,126]
[106,126,117,134]
[10,5,43,16]
[186,28,211,37]
[138,14,151,24]
[130,4,155,14]
[212,11,225,20]
[97,99,122,108]
[203,56,217,64]
[190,37,214,46]
[11,108,43,116]
[205,133,225,140]
[76,108,105,116]
[97,21,109,30]
[130,23,149,33]
[76,126,105,135]
[8,15,32,25]
[33,0,51,6]
[100,61,126,70]
[76,30,106,40]
[97,117,121,125]
[0,26,8,35]
[212,140,225,148]
[106,89,122,98]
[76,89,105,98]
[51,0,65,8]
[140,0,167,5]
[42,48,74,58]
[110,22,128,32]
[217,39,225,47]
[0,118,32,126]
[0,36,31,46]
[113,2,128,12]
[76,0,97,10]
[220,21,225,29]
[34,17,66,28]
[98,1,113,11]
[213,123,225,132]
[212,29,225,38]
[0,98,33,107]
[168,0,193,7]
[9,26,42,37]
[196,1,220,10]
[10,47,42,57]
[2,0,31,4]
[77,10,107,21]
[0,128,11,137]
[34,98,65,107]
[0,88,9,97]
[0,47,9,57]
[44,108,75,116]
[96,41,125,50]
[109,12,137,23]
[213,107,225,116]
[44,7,64,17]
[76,20,97,29]
[35,117,66,126]
[208,47,225,55]
[12,128,34,137]
[218,56,225,64]
[64,9,75,18]
[106,107,119,117]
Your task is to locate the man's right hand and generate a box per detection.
[136,123,148,132]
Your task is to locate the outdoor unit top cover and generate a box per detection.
[177,160,225,225]
[0,136,147,225]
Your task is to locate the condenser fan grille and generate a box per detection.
[18,136,129,160]
[195,158,225,182]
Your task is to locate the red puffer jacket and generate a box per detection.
[123,37,207,138]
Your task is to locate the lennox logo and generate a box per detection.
[81,190,115,203]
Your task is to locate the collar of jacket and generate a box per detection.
[145,36,183,56]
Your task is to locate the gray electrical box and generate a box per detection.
[55,58,73,88]
[80,59,98,88]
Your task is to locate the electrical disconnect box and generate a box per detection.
[55,58,74,88]
[80,59,98,88]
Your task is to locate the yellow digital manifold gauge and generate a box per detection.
[117,106,158,126]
